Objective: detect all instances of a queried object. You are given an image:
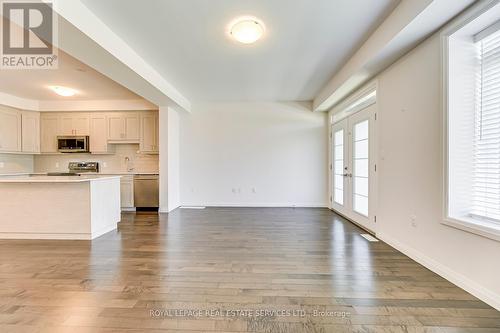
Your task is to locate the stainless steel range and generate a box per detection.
[68,162,99,173]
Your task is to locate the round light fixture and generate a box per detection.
[49,86,77,97]
[229,17,265,44]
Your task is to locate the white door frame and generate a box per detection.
[328,88,379,234]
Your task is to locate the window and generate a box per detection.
[472,30,500,222]
[333,129,344,205]
[352,119,369,216]
[444,2,500,241]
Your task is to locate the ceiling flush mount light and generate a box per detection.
[50,86,77,97]
[229,17,265,44]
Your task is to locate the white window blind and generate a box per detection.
[473,30,500,222]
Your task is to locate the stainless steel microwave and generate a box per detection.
[57,136,89,153]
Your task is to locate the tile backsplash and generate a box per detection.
[0,154,34,174]
[34,144,159,174]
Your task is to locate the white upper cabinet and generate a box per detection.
[60,113,89,136]
[21,111,40,153]
[140,111,159,153]
[107,113,124,141]
[124,113,140,141]
[60,114,74,136]
[39,110,158,155]
[73,114,90,136]
[40,114,60,153]
[89,113,108,153]
[107,112,140,142]
[0,106,22,153]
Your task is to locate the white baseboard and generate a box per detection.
[181,202,329,208]
[377,231,500,311]
[0,232,92,240]
[160,203,327,213]
[91,224,118,240]
[168,204,180,212]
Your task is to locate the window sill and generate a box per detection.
[442,217,500,242]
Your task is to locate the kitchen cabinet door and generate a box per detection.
[21,111,40,153]
[140,112,159,153]
[40,114,60,153]
[120,176,134,208]
[0,107,22,152]
[60,113,89,136]
[60,114,74,135]
[124,113,139,140]
[89,114,108,153]
[107,113,125,140]
[73,114,90,135]
[107,112,139,142]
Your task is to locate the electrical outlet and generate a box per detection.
[410,215,417,227]
[55,162,59,168]
[103,162,107,168]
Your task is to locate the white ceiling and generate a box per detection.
[81,0,399,102]
[0,46,142,101]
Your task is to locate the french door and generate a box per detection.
[331,104,376,232]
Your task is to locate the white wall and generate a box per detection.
[0,154,33,174]
[374,33,500,309]
[167,107,180,211]
[179,102,328,207]
[158,106,169,212]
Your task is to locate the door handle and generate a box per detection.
[343,173,352,178]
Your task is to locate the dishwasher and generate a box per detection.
[134,175,159,209]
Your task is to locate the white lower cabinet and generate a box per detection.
[120,176,134,209]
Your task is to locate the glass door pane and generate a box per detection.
[333,129,344,205]
[352,120,369,216]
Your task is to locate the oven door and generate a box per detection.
[57,136,89,153]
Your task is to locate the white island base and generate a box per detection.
[0,176,121,240]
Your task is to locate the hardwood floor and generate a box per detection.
[0,207,498,332]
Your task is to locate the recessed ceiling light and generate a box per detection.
[49,86,77,97]
[229,17,265,44]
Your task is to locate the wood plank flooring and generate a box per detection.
[0,207,498,332]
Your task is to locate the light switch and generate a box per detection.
[0,162,4,168]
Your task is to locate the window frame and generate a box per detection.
[442,1,500,242]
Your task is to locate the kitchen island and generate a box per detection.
[0,175,121,240]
